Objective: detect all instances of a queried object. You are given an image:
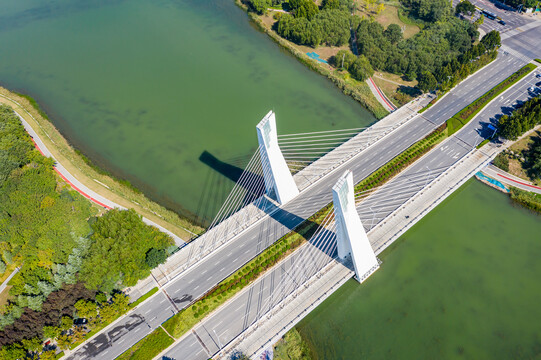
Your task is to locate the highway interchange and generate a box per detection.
[66,10,541,360]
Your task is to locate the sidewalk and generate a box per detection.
[483,165,541,194]
[366,77,397,112]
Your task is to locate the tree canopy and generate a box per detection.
[455,0,476,15]
[401,0,452,22]
[80,208,173,292]
[276,9,351,47]
[498,96,541,140]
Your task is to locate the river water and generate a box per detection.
[0,0,374,224]
[297,179,541,359]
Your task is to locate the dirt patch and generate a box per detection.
[295,44,349,63]
[510,130,538,153]
[260,12,277,28]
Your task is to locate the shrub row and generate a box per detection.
[447,63,536,135]
[116,327,173,360]
[355,123,447,194]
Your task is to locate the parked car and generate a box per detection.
[499,19,506,25]
[74,318,88,325]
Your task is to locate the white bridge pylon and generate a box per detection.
[332,170,379,283]
[256,111,299,205]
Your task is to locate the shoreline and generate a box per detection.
[234,0,389,120]
[0,86,204,241]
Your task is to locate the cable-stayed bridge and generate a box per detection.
[152,104,422,287]
[66,40,540,358]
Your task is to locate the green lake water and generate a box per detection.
[298,180,541,359]
[0,0,374,224]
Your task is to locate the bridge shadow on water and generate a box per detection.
[197,150,334,252]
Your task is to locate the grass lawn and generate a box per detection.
[374,5,420,38]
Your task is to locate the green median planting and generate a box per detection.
[476,139,490,149]
[447,63,536,135]
[161,205,331,339]
[116,327,174,360]
[129,287,159,308]
[355,124,448,194]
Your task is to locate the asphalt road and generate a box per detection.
[66,18,540,360]
[452,0,533,34]
[162,67,541,360]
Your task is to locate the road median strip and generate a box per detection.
[447,63,537,135]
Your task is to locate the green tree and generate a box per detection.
[60,316,73,331]
[247,0,271,14]
[330,49,356,70]
[348,55,374,81]
[455,0,475,15]
[74,299,98,320]
[480,30,501,50]
[56,334,72,350]
[21,336,42,353]
[417,71,438,92]
[40,350,57,360]
[42,325,61,340]
[80,209,173,292]
[384,23,403,44]
[0,261,5,274]
[289,0,319,20]
[322,0,340,9]
[402,0,451,22]
[146,248,167,268]
[0,343,25,360]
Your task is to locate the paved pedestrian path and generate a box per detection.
[483,165,541,194]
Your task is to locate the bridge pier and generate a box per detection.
[256,111,299,205]
[332,170,379,283]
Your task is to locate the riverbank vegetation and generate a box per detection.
[274,328,313,360]
[0,88,204,239]
[241,0,497,111]
[0,104,176,358]
[509,187,541,213]
[237,0,388,118]
[447,63,536,135]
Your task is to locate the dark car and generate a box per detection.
[74,318,88,325]
[499,19,506,25]
[536,81,541,87]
